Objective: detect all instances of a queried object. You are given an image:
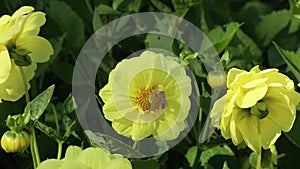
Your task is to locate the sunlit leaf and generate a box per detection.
[150,0,172,13]
[289,0,300,19]
[113,0,142,12]
[255,10,292,46]
[24,85,55,122]
[97,4,121,15]
[274,42,300,82]
[206,22,240,53]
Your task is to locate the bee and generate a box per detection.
[148,89,167,114]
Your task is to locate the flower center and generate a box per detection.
[250,102,269,119]
[136,88,166,113]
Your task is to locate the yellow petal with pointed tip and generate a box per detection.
[0,45,11,84]
[16,36,53,63]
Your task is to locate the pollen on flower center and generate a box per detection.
[136,88,167,113]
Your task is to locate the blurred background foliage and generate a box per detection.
[0,0,300,168]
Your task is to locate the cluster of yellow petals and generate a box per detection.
[99,51,191,141]
[0,6,53,102]
[211,66,300,152]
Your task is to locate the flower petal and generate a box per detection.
[12,6,34,19]
[264,90,296,132]
[131,121,156,140]
[19,12,46,37]
[210,95,226,127]
[154,112,185,140]
[78,147,109,169]
[112,118,133,137]
[105,158,132,169]
[0,24,21,44]
[265,70,294,89]
[16,36,53,63]
[229,109,245,145]
[226,67,245,89]
[37,159,63,169]
[64,146,83,161]
[260,117,281,149]
[0,62,36,101]
[236,85,268,108]
[154,120,185,141]
[0,45,11,84]
[238,115,259,152]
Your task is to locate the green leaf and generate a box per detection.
[113,0,142,12]
[48,34,67,64]
[34,120,61,141]
[206,22,240,53]
[235,29,262,60]
[97,4,121,15]
[51,61,74,85]
[24,85,55,122]
[288,17,300,34]
[185,145,234,167]
[285,113,300,148]
[267,45,286,67]
[92,8,103,32]
[273,43,300,82]
[222,161,230,169]
[150,0,172,13]
[145,33,174,52]
[132,159,159,169]
[62,94,76,115]
[200,145,234,166]
[188,58,206,78]
[289,0,300,19]
[62,120,77,141]
[255,10,292,46]
[185,146,198,167]
[45,0,85,49]
[84,130,144,157]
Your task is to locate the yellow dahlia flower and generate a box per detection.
[37,146,132,169]
[99,51,191,141]
[211,65,300,152]
[0,6,53,102]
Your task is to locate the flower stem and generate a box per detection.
[57,141,63,160]
[20,67,40,168]
[256,118,262,169]
[19,67,30,104]
[132,141,138,150]
[51,104,60,134]
[30,133,37,169]
[31,127,40,166]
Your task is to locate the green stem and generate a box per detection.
[20,66,40,168]
[30,133,37,169]
[31,127,40,166]
[85,0,93,13]
[51,104,60,134]
[57,141,63,160]
[19,67,30,104]
[132,141,138,150]
[256,118,262,169]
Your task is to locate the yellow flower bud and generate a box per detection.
[207,71,226,89]
[1,130,30,153]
